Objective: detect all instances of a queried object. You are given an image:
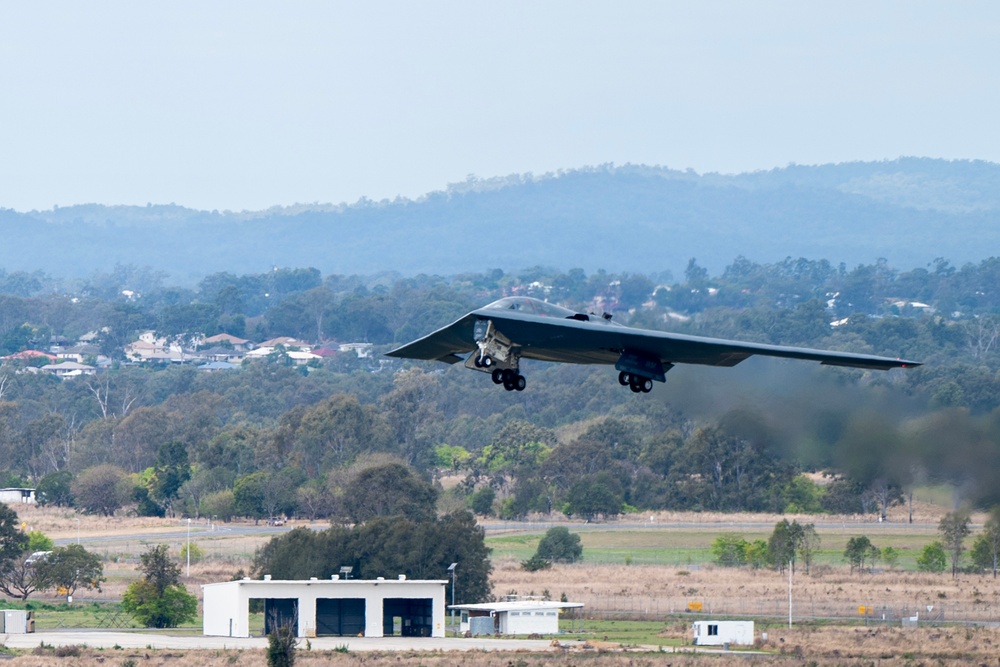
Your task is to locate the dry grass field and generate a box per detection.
[7,503,1000,665]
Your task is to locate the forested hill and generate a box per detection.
[1,158,998,283]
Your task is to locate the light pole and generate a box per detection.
[447,562,458,637]
[186,518,192,577]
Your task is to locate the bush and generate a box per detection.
[535,526,583,563]
[520,555,552,572]
[180,542,205,564]
[917,541,947,573]
[267,621,297,667]
[468,487,496,517]
[711,534,748,567]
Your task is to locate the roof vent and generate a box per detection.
[398,574,406,581]
[263,574,272,581]
[332,575,339,580]
[377,577,385,581]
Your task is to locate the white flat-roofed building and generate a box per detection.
[692,620,754,646]
[449,600,584,635]
[202,576,447,639]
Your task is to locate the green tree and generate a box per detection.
[72,465,132,517]
[745,540,770,569]
[534,526,583,563]
[844,536,879,575]
[564,472,624,520]
[768,519,805,573]
[970,508,1000,578]
[939,511,971,578]
[37,544,104,600]
[881,546,901,571]
[468,487,496,516]
[711,534,748,567]
[342,462,437,524]
[121,544,197,628]
[234,472,267,523]
[0,504,28,563]
[35,470,75,507]
[150,441,191,518]
[0,549,48,600]
[797,523,821,574]
[27,531,53,552]
[917,541,947,573]
[252,511,493,604]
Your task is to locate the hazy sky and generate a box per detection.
[1,2,997,212]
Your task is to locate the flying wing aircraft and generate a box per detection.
[386,296,922,393]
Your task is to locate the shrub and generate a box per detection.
[266,620,297,667]
[520,555,552,572]
[917,541,947,573]
[534,526,583,563]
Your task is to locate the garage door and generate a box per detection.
[316,598,366,636]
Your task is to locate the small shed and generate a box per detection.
[692,620,754,646]
[0,488,35,504]
[0,610,34,633]
[202,576,447,638]
[449,600,584,636]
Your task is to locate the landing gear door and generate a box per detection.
[616,350,670,383]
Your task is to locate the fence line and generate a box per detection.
[573,593,992,624]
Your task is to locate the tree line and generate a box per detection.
[1,257,1000,527]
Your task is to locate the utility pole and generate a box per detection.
[788,559,793,629]
[448,562,458,637]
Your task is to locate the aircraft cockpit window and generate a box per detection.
[483,297,577,318]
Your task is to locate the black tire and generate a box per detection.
[629,382,642,393]
[491,369,504,384]
[481,355,493,368]
[641,378,653,393]
[503,377,515,391]
[473,356,483,368]
[514,375,526,391]
[618,371,630,386]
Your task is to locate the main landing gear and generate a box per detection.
[490,366,526,391]
[618,371,653,393]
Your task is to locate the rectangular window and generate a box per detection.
[708,625,719,636]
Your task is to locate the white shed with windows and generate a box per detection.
[692,620,754,646]
[449,600,583,635]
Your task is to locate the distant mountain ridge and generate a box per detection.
[1,158,997,283]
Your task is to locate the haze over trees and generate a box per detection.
[3,252,1000,545]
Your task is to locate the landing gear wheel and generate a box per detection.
[629,381,642,393]
[481,355,493,368]
[491,369,504,384]
[618,371,630,386]
[640,378,653,393]
[501,369,515,390]
[473,356,483,368]
[514,375,526,391]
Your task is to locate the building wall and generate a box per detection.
[692,620,754,646]
[500,609,560,635]
[202,579,446,639]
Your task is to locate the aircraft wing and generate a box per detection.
[386,306,921,371]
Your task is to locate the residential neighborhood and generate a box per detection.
[0,329,374,379]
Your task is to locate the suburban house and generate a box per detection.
[201,333,254,351]
[40,361,96,378]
